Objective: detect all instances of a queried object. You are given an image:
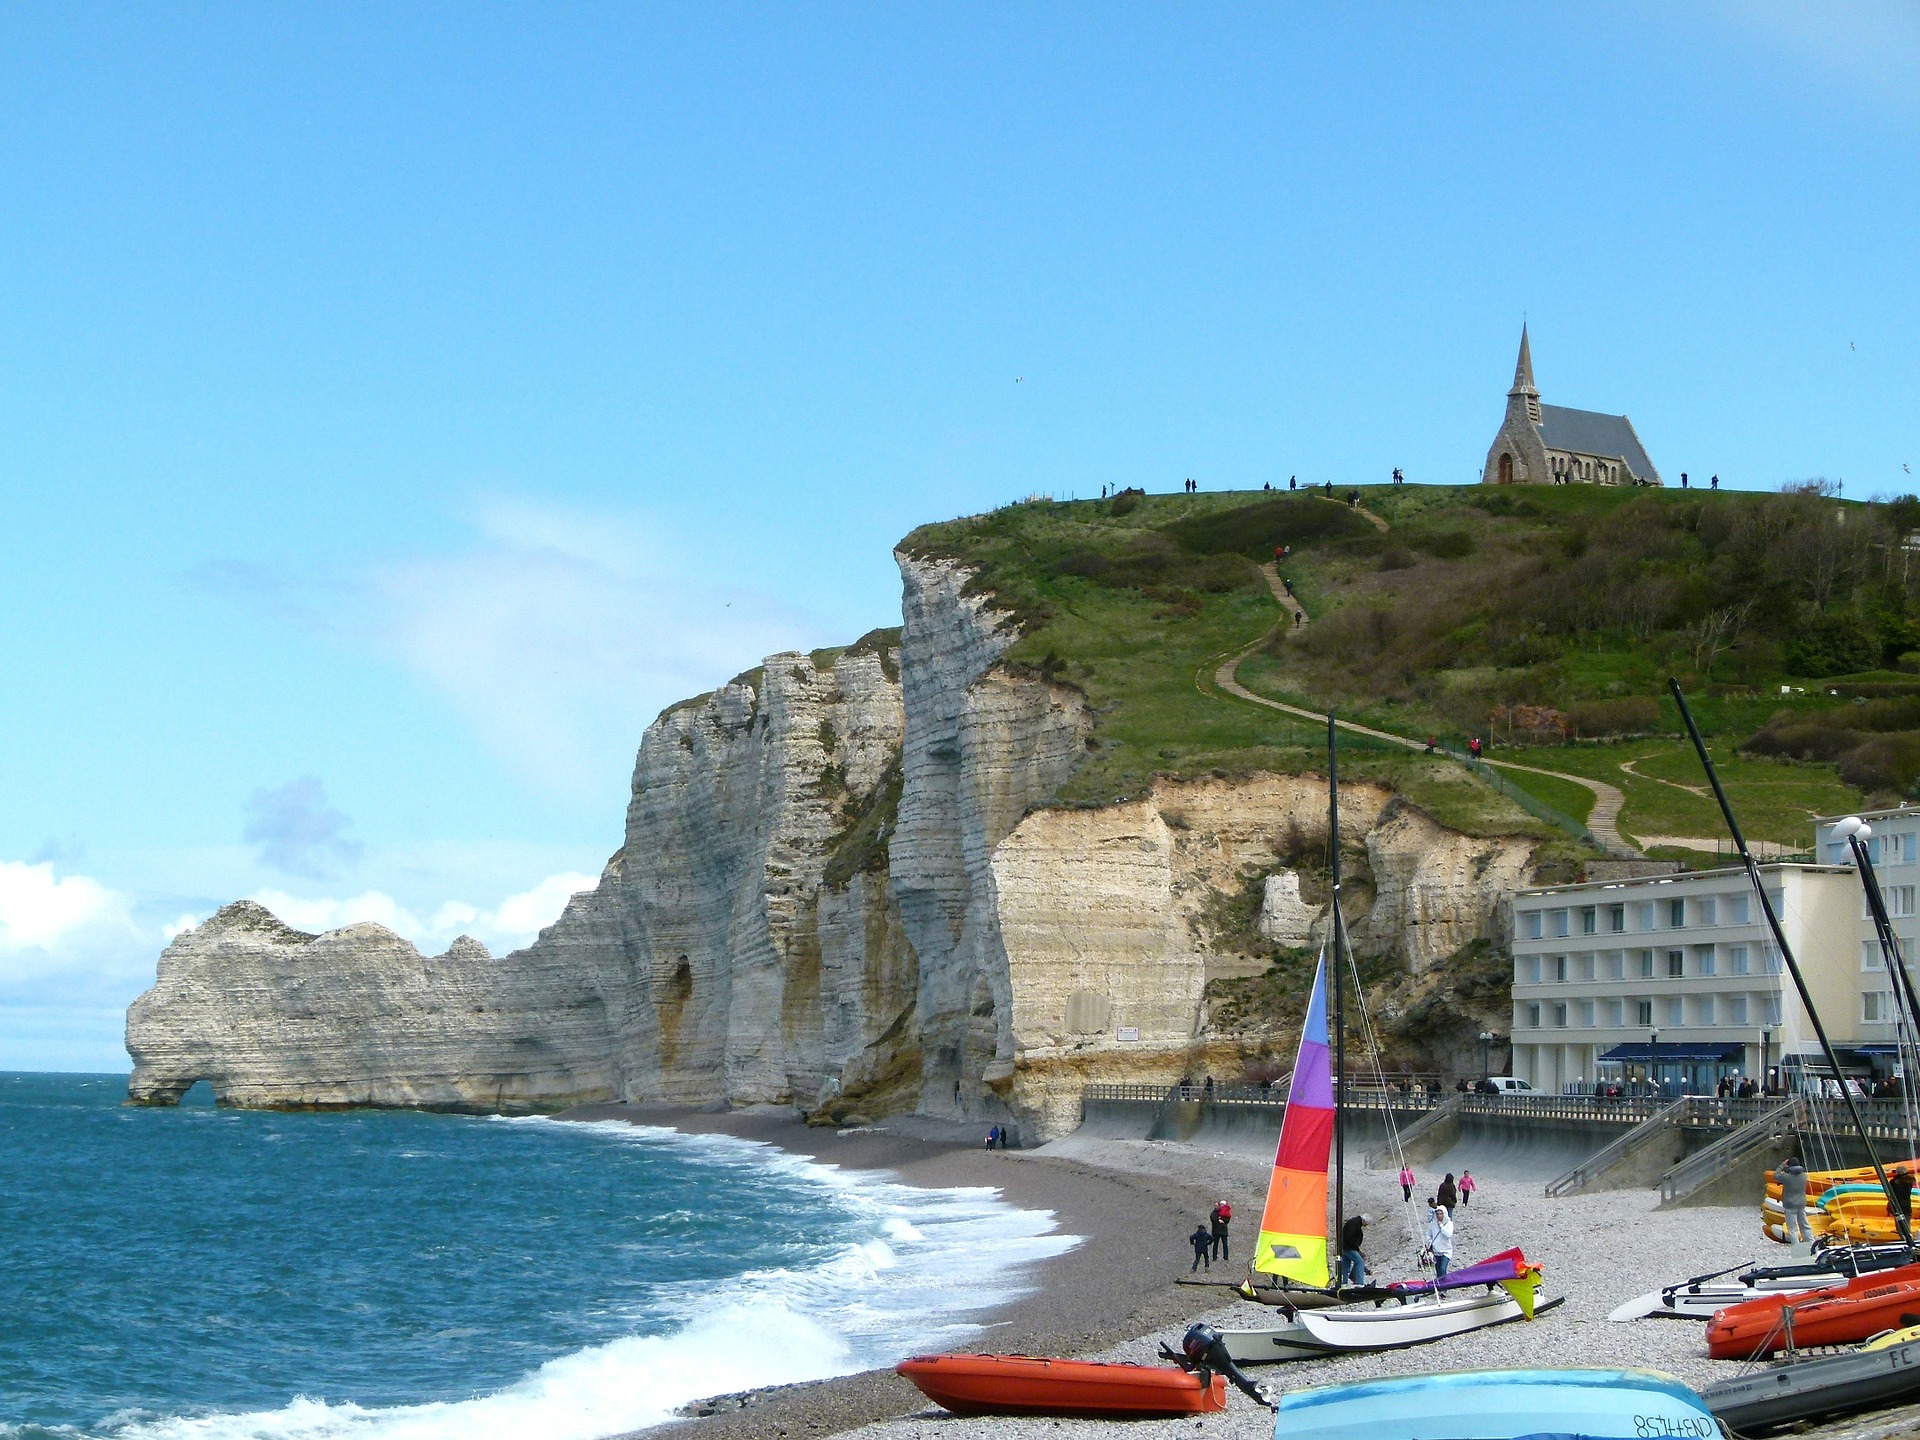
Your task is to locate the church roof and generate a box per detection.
[1537,404,1659,483]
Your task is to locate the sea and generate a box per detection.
[0,1073,1079,1440]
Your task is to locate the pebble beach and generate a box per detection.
[582,1108,1914,1440]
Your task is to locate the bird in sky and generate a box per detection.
[1015,376,1024,382]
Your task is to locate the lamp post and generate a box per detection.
[1761,1027,1771,1095]
[1479,1031,1494,1082]
[1650,1029,1660,1097]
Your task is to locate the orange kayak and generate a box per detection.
[1706,1263,1920,1359]
[896,1353,1228,1417]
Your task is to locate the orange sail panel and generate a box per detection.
[1254,951,1332,1285]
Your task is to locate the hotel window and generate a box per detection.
[1667,950,1685,978]
[1552,909,1570,938]
[1664,997,1684,1025]
[1865,941,1886,972]
[1730,944,1750,975]
[1728,996,1749,1025]
[1697,996,1716,1025]
[1607,904,1626,933]
[1696,945,1717,977]
[1552,1002,1568,1028]
[1578,1000,1595,1027]
[1763,943,1784,974]
[1554,955,1568,982]
[1728,895,1750,924]
[1636,902,1656,931]
[1639,950,1656,978]
[1865,991,1895,1023]
[1698,898,1717,926]
[1669,899,1686,928]
[1891,833,1916,865]
[1606,999,1625,1025]
[1637,999,1655,1026]
[1523,956,1542,984]
[1765,996,1784,1024]
[1890,887,1916,918]
[1580,954,1597,982]
[1579,907,1597,935]
[1521,911,1543,940]
[1606,952,1625,980]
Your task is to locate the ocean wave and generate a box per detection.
[74,1121,1079,1440]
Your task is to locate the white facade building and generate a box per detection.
[1510,864,1858,1094]
[1815,806,1920,1057]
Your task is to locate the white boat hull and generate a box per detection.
[1607,1277,1826,1322]
[1219,1289,1557,1364]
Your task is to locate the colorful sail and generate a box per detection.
[1386,1247,1545,1318]
[1253,951,1334,1286]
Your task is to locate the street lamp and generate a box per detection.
[1650,1029,1660,1097]
[1479,1031,1494,1082]
[1761,1027,1771,1095]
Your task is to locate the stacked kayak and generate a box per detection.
[895,1354,1225,1417]
[1705,1262,1920,1359]
[1272,1367,1719,1440]
[1703,1325,1920,1432]
[1764,1159,1920,1244]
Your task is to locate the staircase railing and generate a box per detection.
[1659,1097,1810,1205]
[1366,1095,1462,1168]
[1543,1097,1690,1198]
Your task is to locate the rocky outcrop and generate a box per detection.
[127,557,1544,1137]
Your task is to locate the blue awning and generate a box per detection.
[1597,1042,1747,1064]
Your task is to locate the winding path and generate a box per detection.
[1204,564,1640,858]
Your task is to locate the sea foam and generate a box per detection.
[93,1121,1078,1440]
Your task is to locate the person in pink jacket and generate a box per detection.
[1398,1164,1415,1201]
[1459,1170,1477,1207]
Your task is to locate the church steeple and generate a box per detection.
[1508,325,1542,424]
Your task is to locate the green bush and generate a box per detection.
[1110,487,1143,517]
[1565,696,1662,738]
[1165,495,1374,559]
[1787,613,1880,678]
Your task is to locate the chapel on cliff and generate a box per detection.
[1480,326,1663,487]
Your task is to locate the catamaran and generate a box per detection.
[1219,718,1551,1364]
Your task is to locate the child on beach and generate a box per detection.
[1459,1170,1476,1206]
[1398,1163,1414,1201]
[1189,1223,1213,1271]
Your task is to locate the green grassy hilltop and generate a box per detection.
[905,482,1920,857]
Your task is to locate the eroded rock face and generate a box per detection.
[126,556,1543,1138]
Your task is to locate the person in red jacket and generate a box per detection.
[1209,1200,1233,1261]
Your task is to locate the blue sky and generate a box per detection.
[2,4,1916,1070]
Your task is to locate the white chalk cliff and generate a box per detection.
[127,553,1542,1138]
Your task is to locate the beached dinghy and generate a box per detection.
[894,1354,1226,1417]
[1701,1326,1920,1433]
[1705,1262,1920,1358]
[1271,1367,1720,1440]
[1608,1244,1918,1323]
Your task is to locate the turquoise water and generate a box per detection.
[0,1074,1075,1440]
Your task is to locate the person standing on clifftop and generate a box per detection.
[1190,1223,1213,1272]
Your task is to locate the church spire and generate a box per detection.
[1508,325,1541,424]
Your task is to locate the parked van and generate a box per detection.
[1483,1076,1533,1095]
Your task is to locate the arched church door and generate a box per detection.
[1498,452,1513,485]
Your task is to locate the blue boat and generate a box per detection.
[1273,1368,1721,1440]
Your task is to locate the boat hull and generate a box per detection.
[894,1354,1227,1417]
[1702,1333,1920,1432]
[1273,1366,1718,1440]
[1221,1290,1560,1364]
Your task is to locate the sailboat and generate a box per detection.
[1218,718,1552,1365]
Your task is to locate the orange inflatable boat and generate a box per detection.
[1706,1263,1920,1359]
[896,1354,1228,1417]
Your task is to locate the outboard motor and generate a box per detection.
[1167,1322,1274,1410]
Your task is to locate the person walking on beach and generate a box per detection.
[1437,1172,1458,1212]
[1398,1163,1415,1201]
[1424,1203,1455,1279]
[1190,1222,1213,1271]
[1780,1156,1810,1244]
[985,1125,999,1150]
[1458,1170,1476,1207]
[1337,1213,1370,1288]
[1210,1200,1233,1262]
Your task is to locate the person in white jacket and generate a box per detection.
[1425,1203,1455,1279]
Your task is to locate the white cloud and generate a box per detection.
[372,498,819,797]
[161,914,201,941]
[251,870,599,954]
[0,861,124,951]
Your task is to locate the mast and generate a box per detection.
[1669,679,1910,1254]
[1328,714,1345,1262]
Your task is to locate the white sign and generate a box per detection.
[1116,1027,1140,1042]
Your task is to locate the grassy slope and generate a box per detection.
[906,484,1880,854]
